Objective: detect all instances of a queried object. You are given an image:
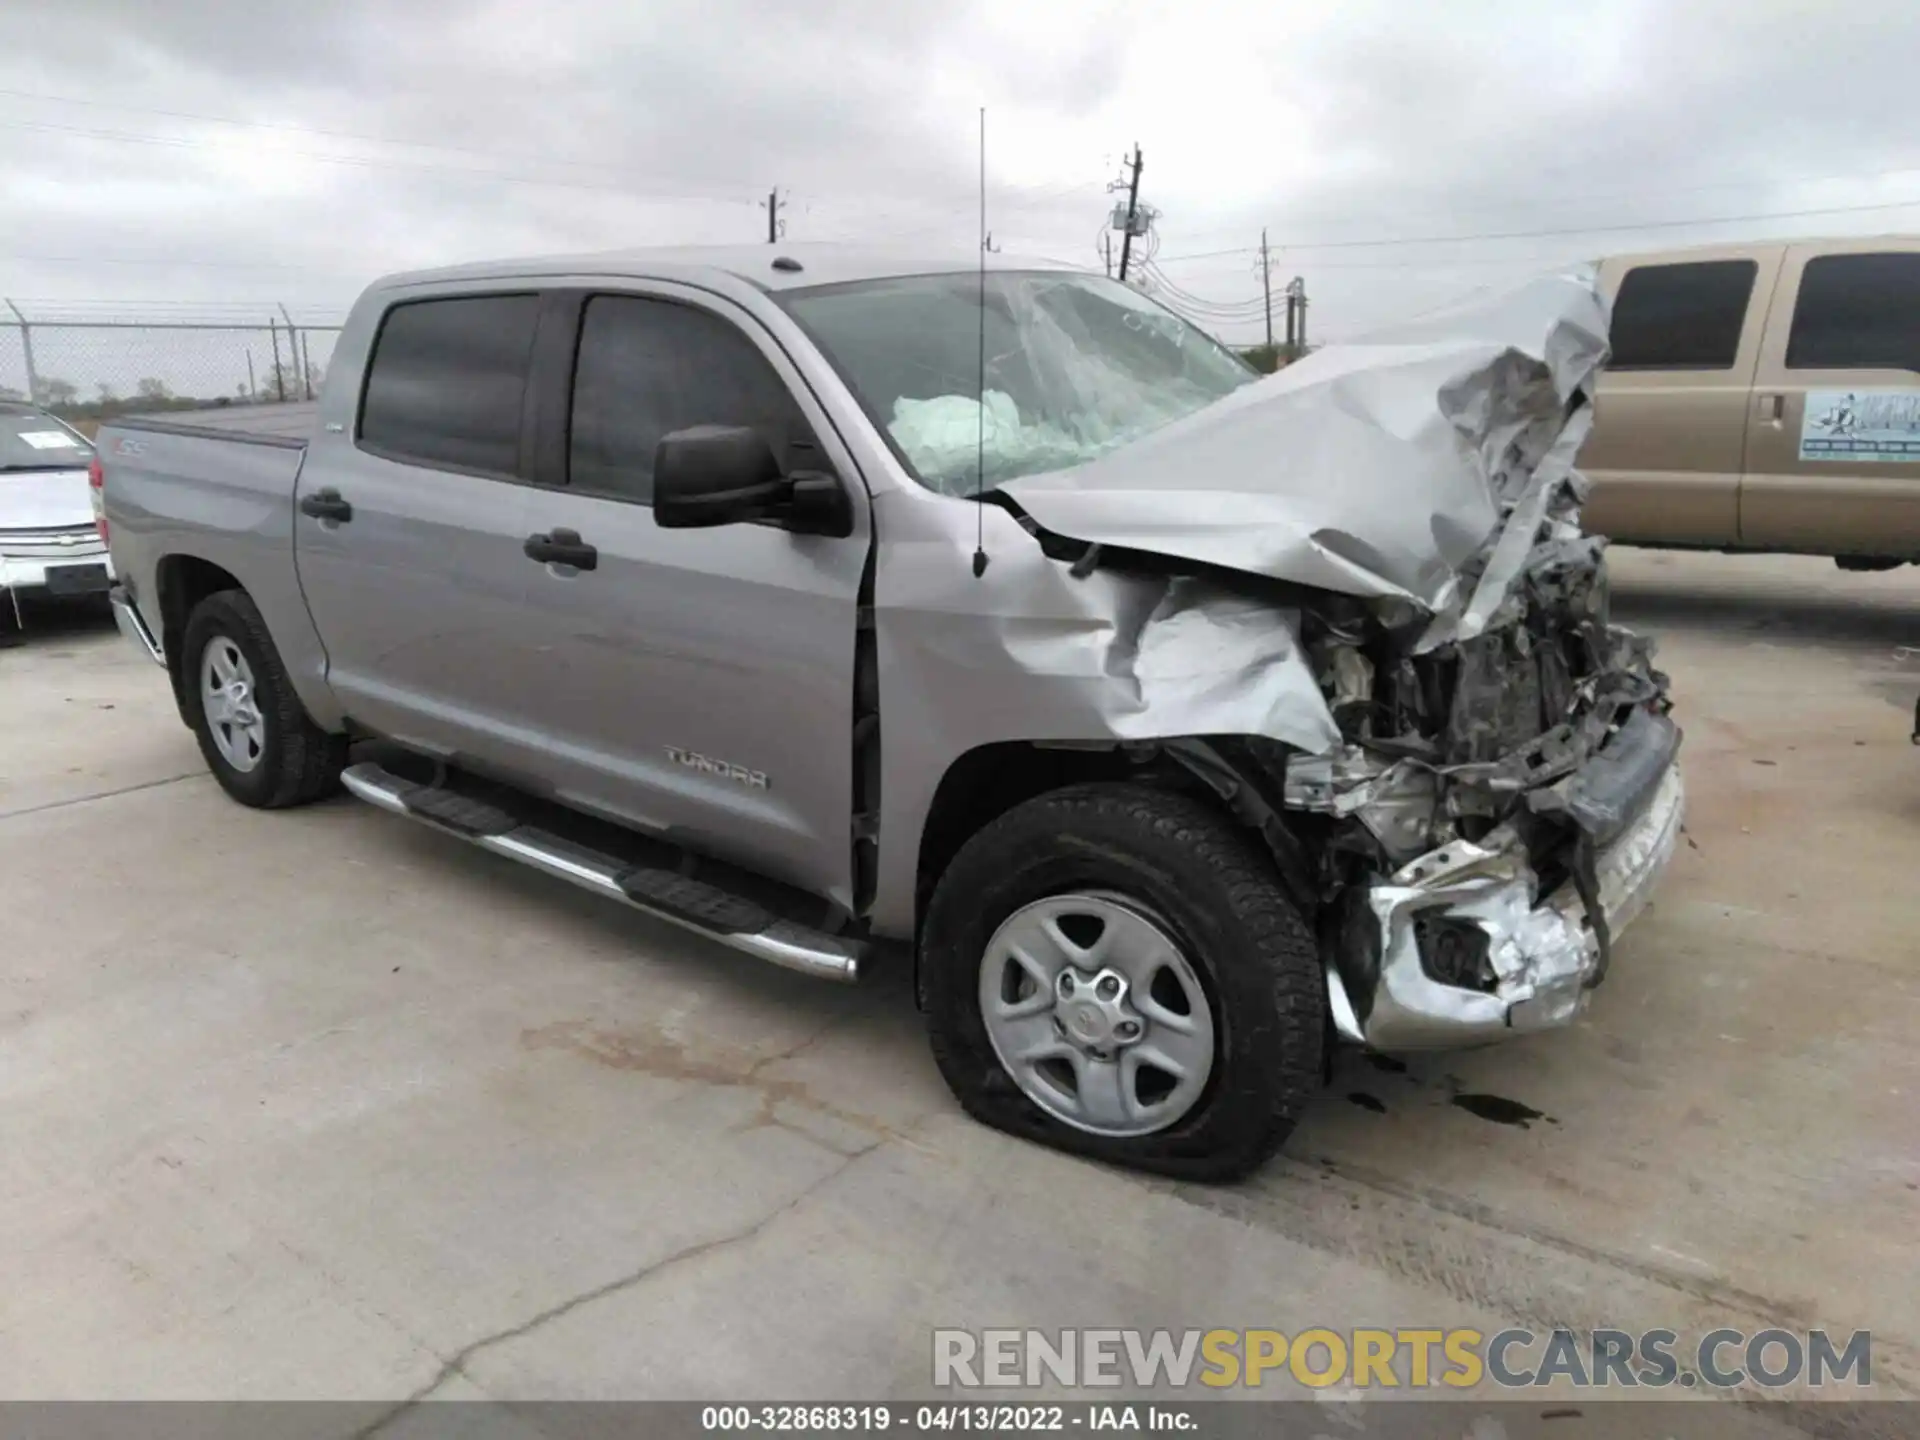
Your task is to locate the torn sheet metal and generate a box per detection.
[1000,266,1610,616]
[867,498,1343,935]
[1331,762,1686,1050]
[1283,746,1441,862]
[1111,577,1340,751]
[874,520,1341,762]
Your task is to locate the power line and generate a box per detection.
[1137,261,1266,313]
[1158,161,1920,249]
[1145,291,1266,320]
[1144,281,1264,330]
[1154,194,1920,264]
[1148,291,1234,330]
[846,183,1108,247]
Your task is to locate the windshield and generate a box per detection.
[780,270,1256,496]
[0,408,92,471]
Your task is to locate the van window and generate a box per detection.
[1786,252,1920,373]
[1608,260,1756,371]
[359,294,540,475]
[568,295,810,505]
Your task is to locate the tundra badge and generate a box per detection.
[666,746,769,790]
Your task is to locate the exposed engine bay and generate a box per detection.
[1275,488,1681,1049]
[995,264,1684,1049]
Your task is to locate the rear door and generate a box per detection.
[1740,241,1920,555]
[292,289,541,766]
[506,285,872,909]
[1583,247,1781,545]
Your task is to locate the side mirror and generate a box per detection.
[653,423,853,537]
[653,425,788,529]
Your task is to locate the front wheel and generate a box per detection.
[921,782,1324,1181]
[182,589,346,808]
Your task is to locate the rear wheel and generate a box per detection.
[922,782,1324,1180]
[182,589,345,808]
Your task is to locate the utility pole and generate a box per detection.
[1099,232,1113,277]
[1257,230,1274,350]
[762,188,787,243]
[1114,145,1143,283]
[5,299,40,406]
[268,317,286,402]
[1284,276,1308,356]
[277,303,303,399]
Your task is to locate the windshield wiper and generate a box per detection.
[0,462,85,473]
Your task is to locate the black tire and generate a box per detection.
[922,782,1324,1181]
[181,588,346,808]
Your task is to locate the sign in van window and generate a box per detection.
[1800,389,1920,462]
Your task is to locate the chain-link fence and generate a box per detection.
[0,302,344,434]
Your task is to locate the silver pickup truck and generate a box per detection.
[99,246,1683,1179]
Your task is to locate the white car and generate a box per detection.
[1,401,114,638]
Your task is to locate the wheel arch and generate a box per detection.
[910,736,1321,1002]
[155,554,246,726]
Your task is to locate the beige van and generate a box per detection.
[1582,235,1920,567]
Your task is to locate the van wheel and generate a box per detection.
[182,589,345,808]
[921,782,1324,1181]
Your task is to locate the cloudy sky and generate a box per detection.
[3,0,1919,360]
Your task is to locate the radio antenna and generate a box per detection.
[971,105,990,578]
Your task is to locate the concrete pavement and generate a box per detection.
[0,553,1915,1404]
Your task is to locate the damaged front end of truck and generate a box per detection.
[1273,524,1682,1049]
[996,264,1684,1050]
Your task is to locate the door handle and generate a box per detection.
[298,488,353,522]
[1756,393,1785,425]
[524,527,598,571]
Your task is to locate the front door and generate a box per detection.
[508,287,871,910]
[1740,241,1920,555]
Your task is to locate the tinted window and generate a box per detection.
[359,294,539,474]
[568,296,808,504]
[1787,252,1920,372]
[1608,260,1756,370]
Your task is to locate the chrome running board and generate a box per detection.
[340,761,861,983]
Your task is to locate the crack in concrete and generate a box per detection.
[521,1016,912,1150]
[0,770,200,822]
[351,1139,881,1437]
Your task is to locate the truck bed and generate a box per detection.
[114,401,317,447]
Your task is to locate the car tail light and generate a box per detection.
[89,454,107,543]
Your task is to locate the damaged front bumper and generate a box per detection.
[1325,747,1684,1051]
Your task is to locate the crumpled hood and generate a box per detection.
[999,266,1611,612]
